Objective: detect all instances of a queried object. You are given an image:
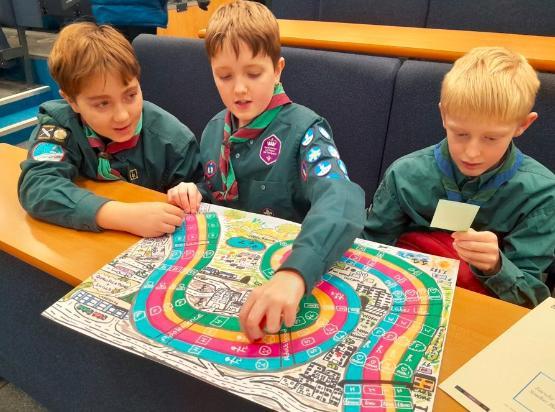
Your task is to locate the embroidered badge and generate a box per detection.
[205,160,217,178]
[261,208,274,216]
[37,125,69,144]
[31,142,65,162]
[327,145,340,159]
[314,160,332,177]
[259,135,281,165]
[129,169,139,181]
[318,126,331,140]
[37,125,56,141]
[300,160,308,181]
[301,128,314,146]
[306,146,322,163]
[326,172,343,180]
[53,128,68,143]
[337,159,348,175]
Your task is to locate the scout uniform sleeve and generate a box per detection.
[362,166,411,244]
[163,126,204,190]
[18,123,110,231]
[277,120,365,293]
[472,205,554,307]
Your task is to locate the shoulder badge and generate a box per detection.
[30,141,66,162]
[36,124,70,145]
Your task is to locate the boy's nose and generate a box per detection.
[113,105,130,122]
[465,140,481,158]
[234,81,247,95]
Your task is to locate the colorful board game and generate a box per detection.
[43,204,458,411]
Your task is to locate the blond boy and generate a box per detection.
[363,47,555,307]
[19,22,202,237]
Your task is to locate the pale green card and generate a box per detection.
[430,199,480,232]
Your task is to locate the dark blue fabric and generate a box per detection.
[271,0,320,20]
[426,0,555,36]
[319,0,429,27]
[0,251,267,411]
[134,36,222,140]
[91,0,168,27]
[382,60,555,177]
[280,47,400,205]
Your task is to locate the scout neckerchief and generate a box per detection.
[84,115,143,181]
[434,138,523,206]
[213,83,292,201]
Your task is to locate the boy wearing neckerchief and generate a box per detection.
[363,47,555,307]
[19,22,203,237]
[177,1,365,341]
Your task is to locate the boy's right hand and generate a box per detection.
[167,182,202,213]
[97,201,185,237]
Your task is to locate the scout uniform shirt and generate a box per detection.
[19,100,202,231]
[200,103,366,292]
[363,141,555,307]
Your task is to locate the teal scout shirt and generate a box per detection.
[362,142,555,307]
[199,103,366,292]
[19,100,202,232]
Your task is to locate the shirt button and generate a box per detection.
[260,184,266,190]
[249,140,254,145]
[235,153,240,159]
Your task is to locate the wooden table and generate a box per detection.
[0,143,529,410]
[0,143,164,286]
[195,19,555,73]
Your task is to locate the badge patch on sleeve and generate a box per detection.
[327,144,340,159]
[37,125,69,144]
[31,142,65,162]
[301,128,314,146]
[306,146,322,163]
[318,126,331,140]
[314,160,332,177]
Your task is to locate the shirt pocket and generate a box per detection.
[247,179,294,219]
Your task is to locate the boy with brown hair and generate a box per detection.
[363,47,555,307]
[19,22,203,237]
[180,0,365,340]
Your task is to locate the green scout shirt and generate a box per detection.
[18,100,202,232]
[199,103,366,292]
[363,142,555,307]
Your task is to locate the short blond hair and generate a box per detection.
[49,22,140,100]
[441,47,540,122]
[205,0,281,67]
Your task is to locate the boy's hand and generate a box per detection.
[97,201,185,237]
[239,270,306,342]
[167,182,202,214]
[452,228,501,275]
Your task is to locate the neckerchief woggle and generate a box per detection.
[434,138,523,206]
[213,83,292,201]
[84,115,143,181]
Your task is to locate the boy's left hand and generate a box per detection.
[452,228,501,275]
[167,182,202,213]
[239,269,306,342]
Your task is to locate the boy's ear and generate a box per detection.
[515,112,538,138]
[274,57,285,83]
[60,89,81,114]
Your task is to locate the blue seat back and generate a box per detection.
[426,0,555,36]
[382,60,555,176]
[0,0,16,26]
[271,0,428,27]
[319,0,429,27]
[271,0,319,20]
